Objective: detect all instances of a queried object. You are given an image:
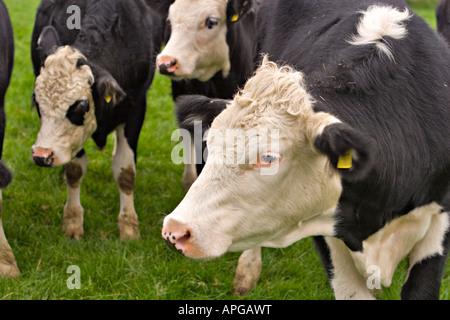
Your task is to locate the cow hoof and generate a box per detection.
[0,260,20,278]
[233,285,252,296]
[232,248,262,296]
[232,273,259,296]
[63,205,84,240]
[118,215,140,240]
[63,224,84,240]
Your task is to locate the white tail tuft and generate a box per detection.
[348,6,412,61]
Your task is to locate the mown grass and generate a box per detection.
[0,0,447,301]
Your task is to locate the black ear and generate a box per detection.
[175,95,229,135]
[91,65,126,106]
[437,0,450,39]
[37,26,61,64]
[227,0,254,23]
[314,123,376,182]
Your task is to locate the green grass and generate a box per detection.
[0,0,448,300]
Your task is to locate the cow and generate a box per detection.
[0,0,17,278]
[30,0,165,240]
[437,0,450,42]
[163,0,450,300]
[156,0,259,190]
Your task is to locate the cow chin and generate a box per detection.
[170,65,226,83]
[53,148,80,167]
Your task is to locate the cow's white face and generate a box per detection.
[163,58,344,259]
[32,46,97,167]
[156,0,230,81]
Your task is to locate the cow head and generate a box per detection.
[31,27,125,167]
[156,0,253,81]
[162,57,376,259]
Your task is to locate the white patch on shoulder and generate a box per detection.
[348,6,412,61]
[350,202,445,288]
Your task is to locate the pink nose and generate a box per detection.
[156,56,179,76]
[162,218,192,255]
[32,146,55,167]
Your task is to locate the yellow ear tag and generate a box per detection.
[104,95,112,103]
[337,150,353,169]
[231,14,239,22]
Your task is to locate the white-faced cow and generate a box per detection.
[0,0,17,278]
[164,0,450,300]
[156,0,259,190]
[437,0,450,42]
[30,0,165,240]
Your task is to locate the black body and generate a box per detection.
[437,0,450,42]
[31,0,165,158]
[177,0,450,299]
[0,0,13,187]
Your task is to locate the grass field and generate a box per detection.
[0,0,448,301]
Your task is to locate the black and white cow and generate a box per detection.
[156,0,258,190]
[0,0,17,278]
[437,0,450,42]
[163,0,450,300]
[30,0,165,240]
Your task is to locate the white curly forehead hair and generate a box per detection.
[35,46,94,119]
[212,55,324,142]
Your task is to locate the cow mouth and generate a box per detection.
[33,156,54,167]
[32,151,55,168]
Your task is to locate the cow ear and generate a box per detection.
[91,65,126,106]
[96,74,126,106]
[227,0,254,23]
[176,95,229,135]
[37,26,61,63]
[314,123,376,181]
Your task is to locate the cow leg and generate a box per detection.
[0,190,19,278]
[401,212,450,300]
[182,139,197,191]
[113,124,139,240]
[313,236,334,278]
[325,237,375,300]
[63,150,87,240]
[233,247,262,295]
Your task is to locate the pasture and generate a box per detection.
[0,0,448,300]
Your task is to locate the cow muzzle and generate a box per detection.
[31,146,56,167]
[162,218,193,256]
[156,55,180,76]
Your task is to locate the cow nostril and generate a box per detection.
[167,59,177,67]
[32,151,55,167]
[158,57,178,76]
[163,230,191,255]
[177,231,191,245]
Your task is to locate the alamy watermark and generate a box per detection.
[66,5,81,30]
[366,265,382,290]
[67,265,81,290]
[171,122,281,176]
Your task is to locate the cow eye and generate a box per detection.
[66,99,90,126]
[205,17,219,29]
[256,152,281,168]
